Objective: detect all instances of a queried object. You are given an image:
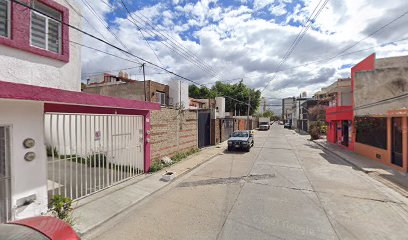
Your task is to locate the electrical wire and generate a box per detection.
[9,0,204,86]
[104,0,220,79]
[261,0,330,93]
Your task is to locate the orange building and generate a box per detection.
[353,54,408,172]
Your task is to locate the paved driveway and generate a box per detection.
[90,124,408,240]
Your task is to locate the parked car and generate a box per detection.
[0,216,80,240]
[284,123,291,129]
[227,130,254,152]
[258,121,270,131]
[278,121,284,125]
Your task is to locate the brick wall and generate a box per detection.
[150,108,197,160]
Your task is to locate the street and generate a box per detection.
[90,124,408,240]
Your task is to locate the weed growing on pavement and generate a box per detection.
[150,148,200,172]
[49,195,75,226]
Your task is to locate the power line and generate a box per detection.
[127,2,219,78]
[261,6,408,95]
[102,0,220,80]
[219,36,408,87]
[9,0,204,86]
[261,0,330,93]
[80,0,142,65]
[335,9,408,57]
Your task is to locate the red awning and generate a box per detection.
[0,80,160,111]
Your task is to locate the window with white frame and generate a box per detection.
[0,0,10,38]
[155,91,166,106]
[31,0,62,53]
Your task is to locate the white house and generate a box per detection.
[0,0,159,223]
[168,79,189,109]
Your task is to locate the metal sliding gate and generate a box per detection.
[0,126,11,223]
[45,114,144,201]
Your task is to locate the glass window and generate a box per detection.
[31,1,62,53]
[155,91,166,106]
[0,0,10,38]
[355,117,387,149]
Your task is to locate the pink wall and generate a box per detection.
[0,0,70,62]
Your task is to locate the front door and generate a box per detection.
[0,126,11,223]
[341,121,349,147]
[392,117,403,167]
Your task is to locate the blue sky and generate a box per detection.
[79,0,408,113]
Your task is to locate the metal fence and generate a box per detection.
[44,114,144,201]
[0,126,11,223]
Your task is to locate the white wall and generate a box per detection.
[169,80,189,109]
[215,97,225,118]
[0,0,82,91]
[0,100,47,220]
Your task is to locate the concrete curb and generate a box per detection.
[79,147,223,238]
[312,140,369,173]
[312,140,408,198]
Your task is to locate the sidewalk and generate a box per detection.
[313,138,408,198]
[73,143,226,236]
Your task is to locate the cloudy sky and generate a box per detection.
[74,0,408,112]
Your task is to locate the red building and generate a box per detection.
[325,78,353,150]
[326,54,376,151]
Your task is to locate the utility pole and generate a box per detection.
[247,94,251,130]
[142,63,146,101]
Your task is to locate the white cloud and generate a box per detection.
[78,0,408,104]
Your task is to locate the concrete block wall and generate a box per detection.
[150,108,198,161]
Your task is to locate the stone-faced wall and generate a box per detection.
[150,108,197,160]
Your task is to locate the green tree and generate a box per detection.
[188,80,261,115]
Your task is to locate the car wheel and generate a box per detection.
[245,146,251,152]
[227,146,232,151]
[251,141,254,147]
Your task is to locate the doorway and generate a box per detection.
[0,126,11,223]
[341,120,349,147]
[391,117,403,167]
[198,111,211,148]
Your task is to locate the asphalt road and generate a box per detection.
[91,124,408,240]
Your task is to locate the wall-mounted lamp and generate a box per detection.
[23,138,35,148]
[24,152,36,161]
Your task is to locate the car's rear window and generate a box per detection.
[232,132,248,137]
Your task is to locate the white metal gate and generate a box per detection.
[45,114,144,201]
[0,126,11,223]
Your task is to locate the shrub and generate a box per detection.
[86,154,107,167]
[309,122,322,140]
[49,195,74,225]
[320,124,328,134]
[150,160,164,172]
[46,146,59,157]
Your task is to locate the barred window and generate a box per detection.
[0,0,10,38]
[355,117,387,149]
[31,0,61,53]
